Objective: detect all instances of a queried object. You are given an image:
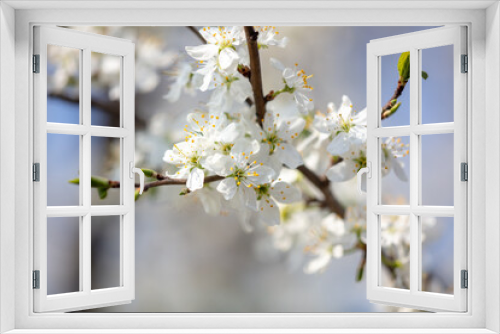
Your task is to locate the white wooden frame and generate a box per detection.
[366,26,467,312]
[32,26,136,312]
[0,1,499,333]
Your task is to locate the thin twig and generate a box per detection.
[187,26,206,43]
[49,92,146,129]
[244,26,267,126]
[381,79,407,119]
[109,174,224,193]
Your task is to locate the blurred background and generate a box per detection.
[45,26,454,312]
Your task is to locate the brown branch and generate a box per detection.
[49,92,146,129]
[109,174,224,193]
[243,27,345,219]
[297,165,345,218]
[381,79,407,119]
[244,26,266,127]
[187,26,206,43]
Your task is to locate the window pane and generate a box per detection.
[421,217,454,294]
[380,136,410,205]
[91,52,121,127]
[47,45,80,124]
[421,133,454,206]
[421,45,454,124]
[91,137,121,205]
[47,133,80,206]
[47,217,80,295]
[380,52,410,127]
[380,215,410,290]
[91,216,121,290]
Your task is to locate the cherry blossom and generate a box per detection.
[270,58,315,114]
[314,96,367,156]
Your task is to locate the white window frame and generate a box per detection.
[0,1,499,333]
[365,26,467,312]
[33,25,136,313]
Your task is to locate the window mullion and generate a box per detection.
[409,47,420,294]
[81,47,92,294]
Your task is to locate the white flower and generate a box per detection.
[303,213,346,274]
[314,96,367,156]
[304,245,344,274]
[204,138,275,205]
[255,26,288,48]
[164,62,195,103]
[325,143,367,182]
[134,36,176,95]
[381,137,409,181]
[270,209,312,252]
[325,136,409,183]
[270,58,314,114]
[380,215,411,247]
[207,73,252,114]
[249,111,305,169]
[297,126,332,175]
[163,141,206,192]
[181,111,247,159]
[186,26,245,92]
[255,181,302,225]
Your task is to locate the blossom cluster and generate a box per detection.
[162,26,419,277]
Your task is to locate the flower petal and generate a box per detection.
[269,181,301,204]
[338,95,353,119]
[186,168,205,192]
[326,132,350,156]
[277,117,305,141]
[219,122,244,144]
[322,213,345,236]
[274,143,303,169]
[270,57,286,72]
[185,44,219,61]
[257,197,281,226]
[216,177,238,200]
[247,165,276,185]
[304,252,331,274]
[243,186,258,211]
[325,159,357,182]
[203,153,233,176]
[218,47,239,72]
[197,189,221,216]
[392,157,408,182]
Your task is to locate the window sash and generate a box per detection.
[33,25,136,313]
[366,26,468,312]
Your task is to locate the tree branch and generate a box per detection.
[187,26,206,43]
[243,26,345,218]
[244,26,266,127]
[297,165,345,218]
[49,92,146,129]
[109,174,224,193]
[381,79,407,119]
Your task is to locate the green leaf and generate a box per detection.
[97,187,108,200]
[179,188,189,196]
[68,177,80,185]
[421,70,429,80]
[391,101,401,113]
[141,168,157,178]
[91,176,110,188]
[397,51,410,81]
[134,189,141,201]
[356,264,365,282]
